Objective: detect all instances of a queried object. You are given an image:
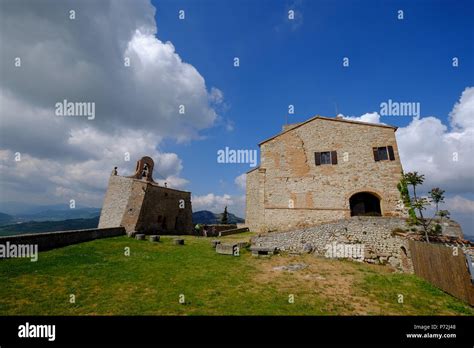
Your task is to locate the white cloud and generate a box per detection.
[0,1,221,144]
[450,87,474,129]
[209,87,224,105]
[192,193,234,212]
[234,173,246,190]
[396,87,474,195]
[155,176,189,189]
[445,195,474,214]
[0,0,223,207]
[191,193,245,217]
[341,112,383,124]
[224,119,235,132]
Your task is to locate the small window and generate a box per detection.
[321,151,331,164]
[373,146,395,161]
[378,147,389,161]
[315,151,338,166]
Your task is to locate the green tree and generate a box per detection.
[429,188,445,215]
[403,172,431,242]
[438,210,450,221]
[401,172,449,242]
[397,172,417,222]
[221,206,229,224]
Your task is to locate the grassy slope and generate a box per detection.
[0,233,472,315]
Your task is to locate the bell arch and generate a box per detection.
[128,156,156,182]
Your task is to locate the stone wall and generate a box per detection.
[219,227,250,236]
[98,175,133,229]
[263,209,346,233]
[0,227,125,253]
[438,219,464,238]
[251,217,414,272]
[200,225,248,237]
[121,179,147,232]
[137,184,193,235]
[246,167,265,232]
[200,224,237,237]
[99,174,193,235]
[246,117,404,233]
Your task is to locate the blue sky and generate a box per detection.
[152,0,473,200]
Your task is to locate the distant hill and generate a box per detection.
[0,202,98,216]
[0,212,14,226]
[0,217,100,236]
[0,207,244,236]
[192,210,244,225]
[15,207,101,222]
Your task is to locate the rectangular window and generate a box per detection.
[315,151,338,165]
[377,147,389,161]
[373,146,395,161]
[321,151,331,164]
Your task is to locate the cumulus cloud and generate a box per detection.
[450,87,474,129]
[234,173,246,190]
[0,0,221,141]
[341,112,383,124]
[445,195,474,214]
[190,174,247,216]
[396,87,474,195]
[192,193,234,212]
[0,0,222,206]
[191,193,245,217]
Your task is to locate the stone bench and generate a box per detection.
[236,241,249,249]
[174,238,185,245]
[250,246,277,256]
[135,234,146,240]
[216,243,239,256]
[149,235,160,242]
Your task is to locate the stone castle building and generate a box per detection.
[98,156,193,235]
[246,116,404,233]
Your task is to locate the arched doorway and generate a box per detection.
[349,192,381,216]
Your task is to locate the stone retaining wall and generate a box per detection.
[0,227,125,252]
[251,217,414,272]
[202,224,237,237]
[219,227,250,236]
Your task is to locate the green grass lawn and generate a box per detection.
[0,233,472,315]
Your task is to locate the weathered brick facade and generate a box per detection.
[246,116,404,232]
[99,157,193,235]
